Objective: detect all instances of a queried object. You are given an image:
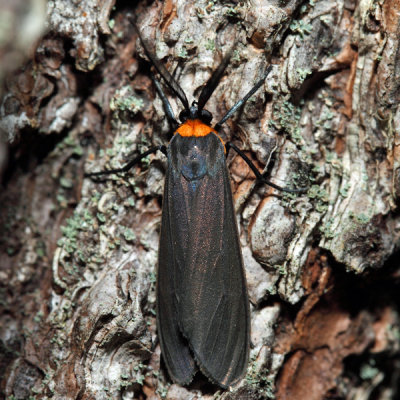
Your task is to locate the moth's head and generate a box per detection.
[179,101,213,125]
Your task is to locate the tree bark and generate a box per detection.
[1,0,400,399]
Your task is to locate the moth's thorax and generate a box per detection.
[175,119,217,137]
[175,119,225,152]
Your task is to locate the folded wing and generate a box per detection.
[157,133,249,388]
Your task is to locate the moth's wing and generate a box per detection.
[157,166,197,385]
[167,133,250,388]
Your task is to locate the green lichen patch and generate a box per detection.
[57,208,95,258]
[290,20,313,38]
[177,46,188,59]
[246,357,275,398]
[205,38,215,51]
[307,184,329,213]
[269,100,303,145]
[110,86,144,115]
[348,211,372,225]
[339,183,351,198]
[296,68,312,82]
[121,227,136,242]
[320,217,336,239]
[360,360,380,380]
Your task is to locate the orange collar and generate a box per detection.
[175,119,217,137]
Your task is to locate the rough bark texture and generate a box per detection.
[1,0,400,399]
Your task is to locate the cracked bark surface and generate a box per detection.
[1,0,400,399]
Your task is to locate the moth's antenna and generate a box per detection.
[214,65,272,131]
[197,46,235,111]
[128,16,190,111]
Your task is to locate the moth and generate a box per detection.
[87,20,303,388]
